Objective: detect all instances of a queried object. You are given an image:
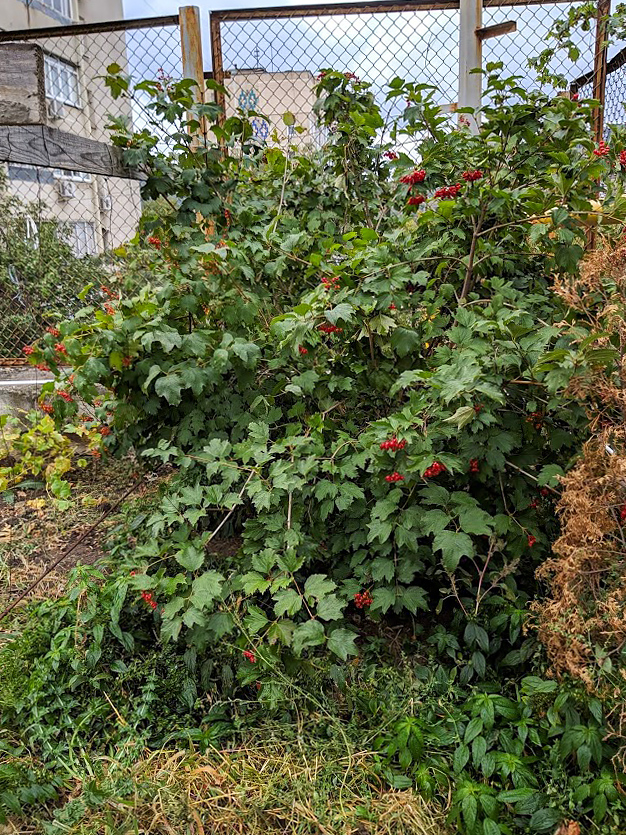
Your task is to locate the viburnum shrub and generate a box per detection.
[24,65,626,680]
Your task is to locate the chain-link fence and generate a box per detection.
[0,15,182,360]
[0,1,619,361]
[572,42,626,130]
[209,0,599,149]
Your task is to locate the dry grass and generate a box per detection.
[1,740,449,835]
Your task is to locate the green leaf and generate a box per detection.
[282,111,296,126]
[529,808,561,832]
[483,820,501,835]
[304,574,336,601]
[190,570,224,609]
[458,506,493,536]
[244,605,269,634]
[273,588,303,617]
[432,530,474,572]
[521,676,558,695]
[155,374,183,406]
[536,464,563,487]
[464,717,484,744]
[175,543,205,572]
[327,628,357,660]
[325,303,354,325]
[316,593,345,621]
[292,619,325,655]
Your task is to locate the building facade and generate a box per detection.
[1,0,142,256]
[224,68,319,149]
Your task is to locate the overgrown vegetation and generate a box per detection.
[3,59,626,833]
[0,182,104,356]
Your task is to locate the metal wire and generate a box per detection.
[0,20,181,359]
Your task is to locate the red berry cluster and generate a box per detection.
[100,285,117,299]
[540,488,550,497]
[620,504,626,521]
[41,403,54,414]
[526,411,543,430]
[593,141,610,157]
[620,150,626,168]
[57,390,73,403]
[530,498,540,509]
[224,208,232,226]
[243,649,257,663]
[299,345,308,355]
[380,437,406,452]
[384,151,398,160]
[321,275,340,292]
[527,535,536,548]
[469,458,479,473]
[389,303,396,310]
[34,363,49,371]
[434,184,462,199]
[318,323,343,334]
[99,426,112,436]
[122,356,132,367]
[354,590,373,608]
[424,461,446,478]
[46,326,60,337]
[407,194,426,206]
[474,403,483,413]
[22,345,34,356]
[148,236,162,249]
[572,93,579,101]
[400,169,426,185]
[462,170,483,182]
[385,471,405,482]
[344,72,359,81]
[55,342,67,356]
[104,303,115,316]
[141,591,158,610]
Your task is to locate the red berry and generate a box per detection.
[424,462,446,478]
[462,170,483,182]
[540,488,550,497]
[619,504,626,522]
[593,141,609,157]
[434,184,462,199]
[55,342,67,355]
[46,326,60,337]
[620,150,626,169]
[354,590,373,608]
[384,151,398,160]
[22,345,34,356]
[469,458,479,473]
[399,169,426,185]
[527,535,536,547]
[41,403,53,414]
[148,235,162,249]
[243,649,257,663]
[299,346,308,355]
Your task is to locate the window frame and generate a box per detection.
[41,0,73,19]
[53,169,92,183]
[44,53,81,108]
[68,221,97,258]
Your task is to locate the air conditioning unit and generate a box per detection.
[99,195,112,212]
[56,180,76,200]
[47,99,66,120]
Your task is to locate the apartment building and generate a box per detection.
[2,0,142,256]
[225,68,319,149]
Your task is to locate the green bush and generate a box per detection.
[11,65,626,832]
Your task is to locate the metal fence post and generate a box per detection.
[458,0,482,131]
[209,12,226,124]
[592,0,611,143]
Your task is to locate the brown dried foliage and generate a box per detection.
[537,236,626,693]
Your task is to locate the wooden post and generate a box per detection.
[0,44,47,126]
[179,5,206,144]
[458,0,482,132]
[592,0,610,143]
[209,12,227,125]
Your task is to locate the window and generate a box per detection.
[41,0,72,18]
[44,54,80,107]
[53,169,91,183]
[68,222,97,258]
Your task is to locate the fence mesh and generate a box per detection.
[214,0,597,150]
[0,19,181,359]
[0,2,622,362]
